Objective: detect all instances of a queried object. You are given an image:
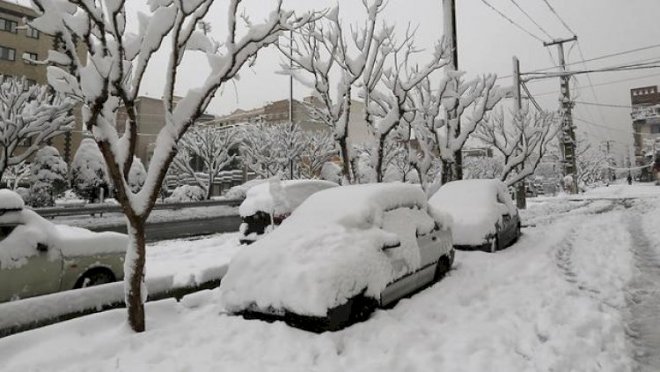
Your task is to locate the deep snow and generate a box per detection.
[1,184,659,372]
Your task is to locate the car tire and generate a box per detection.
[350,295,378,323]
[434,255,452,282]
[74,269,115,289]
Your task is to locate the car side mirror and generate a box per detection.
[36,243,48,252]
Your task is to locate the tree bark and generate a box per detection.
[516,181,527,209]
[338,136,352,184]
[125,216,146,333]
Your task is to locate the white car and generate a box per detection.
[429,179,521,252]
[0,190,127,302]
[222,182,454,332]
[238,179,338,244]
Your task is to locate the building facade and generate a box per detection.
[0,0,88,164]
[630,85,660,180]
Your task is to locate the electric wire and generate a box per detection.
[480,0,545,43]
[540,0,576,36]
[509,0,554,40]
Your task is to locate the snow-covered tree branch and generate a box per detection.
[475,106,559,187]
[0,75,74,180]
[280,0,386,183]
[31,0,313,332]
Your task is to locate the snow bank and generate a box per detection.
[429,179,515,245]
[222,183,448,316]
[238,179,338,217]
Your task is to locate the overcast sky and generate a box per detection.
[19,0,660,157]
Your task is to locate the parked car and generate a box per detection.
[238,179,338,244]
[0,190,127,302]
[429,179,520,252]
[222,182,454,332]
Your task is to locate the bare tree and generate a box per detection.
[298,129,337,179]
[361,29,449,182]
[32,0,311,332]
[172,125,240,199]
[281,1,386,183]
[475,107,559,187]
[407,74,504,189]
[0,76,74,180]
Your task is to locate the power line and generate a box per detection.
[573,116,658,138]
[523,63,660,81]
[480,0,545,42]
[529,72,660,96]
[509,0,554,40]
[573,101,633,109]
[540,0,576,36]
[497,44,660,81]
[521,81,543,111]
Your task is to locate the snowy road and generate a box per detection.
[1,184,659,371]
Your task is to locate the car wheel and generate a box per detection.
[350,295,378,323]
[434,255,452,281]
[74,269,115,289]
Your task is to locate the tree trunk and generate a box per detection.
[516,181,527,209]
[376,137,386,183]
[125,216,147,333]
[338,137,352,184]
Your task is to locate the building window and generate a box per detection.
[0,18,17,33]
[23,52,37,64]
[26,26,39,39]
[0,46,15,61]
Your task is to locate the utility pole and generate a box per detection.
[443,0,462,182]
[512,56,527,209]
[288,29,294,180]
[544,36,578,193]
[602,140,616,182]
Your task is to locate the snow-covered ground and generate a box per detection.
[1,184,660,372]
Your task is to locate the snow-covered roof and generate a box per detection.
[0,189,25,211]
[238,179,338,217]
[429,179,516,245]
[221,182,451,316]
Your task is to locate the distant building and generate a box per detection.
[214,96,372,150]
[462,147,493,158]
[630,86,660,180]
[116,96,216,165]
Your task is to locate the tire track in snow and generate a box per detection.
[625,209,660,371]
[552,199,627,303]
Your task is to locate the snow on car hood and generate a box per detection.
[0,209,126,270]
[429,179,515,246]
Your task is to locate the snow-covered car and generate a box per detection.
[0,190,127,302]
[429,179,520,252]
[238,179,338,244]
[222,182,454,332]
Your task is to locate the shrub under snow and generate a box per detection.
[70,138,110,202]
[25,146,68,207]
[166,185,206,203]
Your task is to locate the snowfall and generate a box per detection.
[1,183,660,372]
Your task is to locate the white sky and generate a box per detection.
[19,0,660,157]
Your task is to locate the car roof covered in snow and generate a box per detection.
[0,189,25,212]
[238,179,338,217]
[281,182,430,230]
[428,179,516,245]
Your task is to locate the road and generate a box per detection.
[87,215,242,242]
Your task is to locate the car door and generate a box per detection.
[0,224,63,302]
[379,206,437,306]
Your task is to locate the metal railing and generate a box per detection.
[34,198,242,218]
